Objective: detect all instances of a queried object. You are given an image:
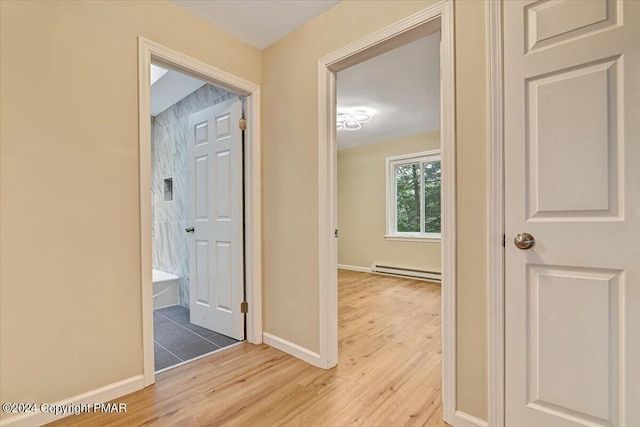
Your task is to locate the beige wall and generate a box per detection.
[454,0,488,419]
[261,0,488,421]
[338,132,441,272]
[0,0,260,415]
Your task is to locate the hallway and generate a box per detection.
[49,271,444,426]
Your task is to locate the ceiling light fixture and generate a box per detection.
[337,111,372,131]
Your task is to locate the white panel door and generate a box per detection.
[188,97,244,340]
[504,1,639,426]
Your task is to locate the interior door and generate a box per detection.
[504,1,639,426]
[188,96,244,341]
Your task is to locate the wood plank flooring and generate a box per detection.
[48,270,446,426]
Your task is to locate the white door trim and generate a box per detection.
[317,1,457,422]
[137,37,262,387]
[487,1,505,426]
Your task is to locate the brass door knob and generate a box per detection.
[514,233,535,250]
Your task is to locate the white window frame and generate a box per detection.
[385,149,442,242]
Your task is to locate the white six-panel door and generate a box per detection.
[188,97,244,341]
[504,1,639,426]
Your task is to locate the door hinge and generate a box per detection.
[335,229,339,238]
[502,234,506,247]
[239,118,247,130]
[240,301,248,313]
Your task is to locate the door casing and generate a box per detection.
[487,1,505,427]
[137,37,262,387]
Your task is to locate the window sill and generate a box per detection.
[384,235,441,243]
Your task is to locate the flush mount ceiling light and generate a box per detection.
[337,111,373,131]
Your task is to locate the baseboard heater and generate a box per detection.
[371,264,441,282]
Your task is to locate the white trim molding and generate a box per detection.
[262,333,322,367]
[0,375,144,427]
[243,88,263,346]
[137,37,263,387]
[317,0,457,422]
[487,1,505,426]
[337,264,372,273]
[455,410,490,427]
[384,235,441,243]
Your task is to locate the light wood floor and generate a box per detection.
[49,270,446,426]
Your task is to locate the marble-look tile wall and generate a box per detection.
[152,84,235,308]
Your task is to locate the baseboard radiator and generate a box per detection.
[371,264,441,282]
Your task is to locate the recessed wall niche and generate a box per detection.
[163,177,173,202]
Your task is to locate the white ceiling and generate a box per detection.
[168,0,341,50]
[337,32,441,151]
[150,65,206,116]
[150,65,168,85]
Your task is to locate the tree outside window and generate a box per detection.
[387,150,441,240]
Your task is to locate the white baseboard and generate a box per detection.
[262,332,322,368]
[337,264,371,273]
[0,375,144,427]
[454,410,489,427]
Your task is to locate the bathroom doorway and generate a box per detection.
[139,38,262,386]
[150,64,245,372]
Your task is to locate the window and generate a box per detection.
[386,150,441,241]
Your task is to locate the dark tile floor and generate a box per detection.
[154,305,239,372]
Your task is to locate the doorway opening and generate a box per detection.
[318,2,456,423]
[336,31,442,278]
[150,65,245,372]
[138,38,262,386]
[334,26,444,424]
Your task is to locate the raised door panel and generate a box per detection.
[215,241,232,312]
[194,121,208,146]
[214,112,231,141]
[195,240,210,307]
[194,155,209,221]
[526,57,621,220]
[526,0,619,52]
[527,265,621,425]
[214,150,231,221]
